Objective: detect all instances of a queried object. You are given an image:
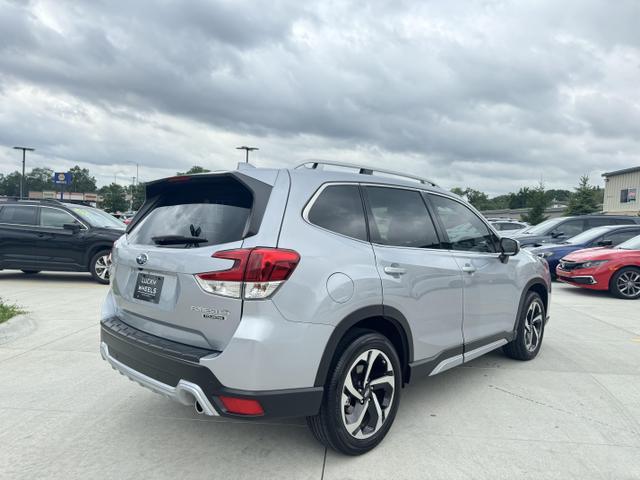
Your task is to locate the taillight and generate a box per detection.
[195,248,300,300]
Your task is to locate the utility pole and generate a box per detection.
[236,146,258,163]
[13,146,35,199]
[130,176,136,210]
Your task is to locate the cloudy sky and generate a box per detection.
[1,0,639,195]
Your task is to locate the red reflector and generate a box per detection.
[219,396,264,416]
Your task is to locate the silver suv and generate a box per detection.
[100,161,551,455]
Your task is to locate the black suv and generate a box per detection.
[511,214,640,247]
[0,199,125,284]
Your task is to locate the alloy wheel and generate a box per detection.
[95,254,111,281]
[523,300,543,352]
[616,270,640,298]
[341,348,395,439]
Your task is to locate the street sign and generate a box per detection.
[53,172,73,185]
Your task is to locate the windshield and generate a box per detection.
[565,226,611,245]
[69,205,126,230]
[618,234,640,250]
[520,217,564,235]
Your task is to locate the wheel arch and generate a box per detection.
[85,243,113,270]
[516,278,549,330]
[608,264,640,292]
[313,305,414,388]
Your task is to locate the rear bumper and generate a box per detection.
[100,316,323,419]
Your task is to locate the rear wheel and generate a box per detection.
[307,331,401,455]
[21,270,40,275]
[610,267,640,299]
[90,250,111,285]
[503,291,545,361]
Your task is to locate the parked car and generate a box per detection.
[556,234,640,299]
[100,161,551,455]
[513,215,640,247]
[489,219,529,233]
[530,225,640,278]
[0,199,125,284]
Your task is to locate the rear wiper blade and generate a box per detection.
[151,235,208,245]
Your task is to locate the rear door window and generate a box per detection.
[588,218,619,228]
[307,185,367,241]
[603,229,640,246]
[129,180,253,247]
[0,205,38,226]
[364,186,440,249]
[550,219,585,238]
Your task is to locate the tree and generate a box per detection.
[177,165,210,175]
[126,183,146,210]
[450,187,491,210]
[0,171,22,196]
[26,167,54,192]
[508,187,531,209]
[521,182,549,225]
[544,189,572,204]
[68,165,97,193]
[98,183,128,212]
[566,175,600,215]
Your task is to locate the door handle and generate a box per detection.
[462,264,476,274]
[384,265,407,276]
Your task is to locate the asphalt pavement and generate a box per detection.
[0,270,639,479]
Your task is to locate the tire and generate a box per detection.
[503,291,545,361]
[89,250,111,285]
[609,267,640,300]
[21,270,41,275]
[306,331,402,455]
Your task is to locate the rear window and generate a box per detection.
[128,180,253,247]
[0,205,38,226]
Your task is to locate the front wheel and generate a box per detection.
[503,291,545,361]
[610,267,640,299]
[307,331,402,455]
[90,250,111,285]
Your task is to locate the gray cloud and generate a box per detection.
[1,0,639,194]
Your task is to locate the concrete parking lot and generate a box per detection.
[0,270,639,480]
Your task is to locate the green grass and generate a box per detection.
[0,298,25,324]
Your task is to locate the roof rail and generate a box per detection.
[295,160,439,187]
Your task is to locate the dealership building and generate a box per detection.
[602,166,640,216]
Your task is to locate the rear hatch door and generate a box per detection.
[111,172,271,350]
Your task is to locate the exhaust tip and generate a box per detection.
[194,400,204,414]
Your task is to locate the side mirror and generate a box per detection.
[63,223,81,233]
[550,231,564,239]
[499,237,520,263]
[597,240,613,247]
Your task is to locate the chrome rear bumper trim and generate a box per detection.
[100,342,219,416]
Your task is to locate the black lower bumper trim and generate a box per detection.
[100,317,323,419]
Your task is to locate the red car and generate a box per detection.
[556,234,640,299]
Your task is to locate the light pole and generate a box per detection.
[13,146,35,199]
[236,146,258,163]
